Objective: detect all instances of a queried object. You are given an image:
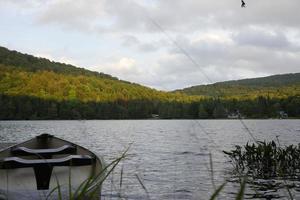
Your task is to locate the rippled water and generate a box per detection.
[0,120,300,199]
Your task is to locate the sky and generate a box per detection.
[0,0,300,90]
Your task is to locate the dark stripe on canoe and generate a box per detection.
[11,145,76,157]
[0,155,94,169]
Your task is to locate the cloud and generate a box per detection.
[0,0,40,8]
[1,0,300,90]
[234,27,291,49]
[36,0,107,31]
[149,28,300,89]
[138,43,158,52]
[6,0,300,33]
[93,57,143,79]
[121,34,162,53]
[121,35,140,47]
[102,0,300,33]
[117,57,137,72]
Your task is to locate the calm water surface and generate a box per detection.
[0,120,300,199]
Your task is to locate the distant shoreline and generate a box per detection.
[0,118,299,121]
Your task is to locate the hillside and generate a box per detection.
[176,73,300,99]
[0,46,117,80]
[0,46,195,103]
[0,46,201,119]
[0,46,299,119]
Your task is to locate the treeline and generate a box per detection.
[1,94,299,120]
[0,94,156,120]
[159,95,300,119]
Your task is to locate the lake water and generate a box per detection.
[0,120,300,199]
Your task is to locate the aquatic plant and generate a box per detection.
[223,141,300,179]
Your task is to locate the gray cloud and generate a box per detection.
[234,27,291,49]
[1,0,300,90]
[6,0,300,33]
[151,29,300,89]
[103,0,300,33]
[121,34,162,53]
[138,43,158,52]
[121,35,140,47]
[37,0,106,31]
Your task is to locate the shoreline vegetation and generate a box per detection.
[0,94,299,120]
[0,46,300,120]
[220,141,300,199]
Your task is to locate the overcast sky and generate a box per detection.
[1,0,300,90]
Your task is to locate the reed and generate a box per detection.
[223,141,300,178]
[46,148,129,200]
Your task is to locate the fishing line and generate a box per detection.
[143,10,258,143]
[147,17,215,85]
[141,7,260,197]
[115,3,261,198]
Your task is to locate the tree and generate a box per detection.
[198,104,209,119]
[213,104,227,119]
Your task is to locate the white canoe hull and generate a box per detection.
[0,134,103,200]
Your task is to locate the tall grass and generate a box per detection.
[45,148,129,200]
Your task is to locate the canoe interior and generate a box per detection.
[0,134,103,200]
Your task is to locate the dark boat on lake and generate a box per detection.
[0,134,103,200]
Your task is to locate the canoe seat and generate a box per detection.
[11,145,76,157]
[0,155,93,169]
[0,155,94,190]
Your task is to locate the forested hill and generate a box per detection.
[0,46,197,103]
[176,73,300,99]
[0,46,201,119]
[0,46,117,80]
[0,46,299,119]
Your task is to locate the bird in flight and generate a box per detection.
[241,0,246,7]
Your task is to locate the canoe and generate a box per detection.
[0,134,103,200]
